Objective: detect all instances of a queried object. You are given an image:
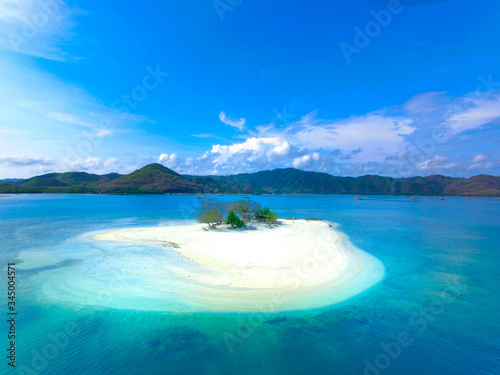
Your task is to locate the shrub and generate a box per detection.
[196,199,224,228]
[227,210,244,228]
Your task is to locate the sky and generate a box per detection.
[0,0,499,179]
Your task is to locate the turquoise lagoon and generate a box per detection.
[1,194,499,374]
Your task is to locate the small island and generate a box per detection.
[93,199,385,312]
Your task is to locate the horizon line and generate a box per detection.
[2,162,498,181]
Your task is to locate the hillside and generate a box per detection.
[1,164,498,196]
[95,163,205,194]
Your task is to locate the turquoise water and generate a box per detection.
[1,194,499,374]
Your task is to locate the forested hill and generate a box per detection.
[1,163,499,196]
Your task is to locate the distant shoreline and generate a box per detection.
[1,164,498,197]
[1,192,498,198]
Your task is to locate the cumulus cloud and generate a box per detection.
[4,84,499,178]
[61,156,123,173]
[266,141,292,161]
[258,111,415,163]
[292,152,320,169]
[210,137,285,164]
[219,111,246,130]
[163,136,334,176]
[163,137,300,175]
[152,90,500,177]
[417,155,456,172]
[158,153,178,169]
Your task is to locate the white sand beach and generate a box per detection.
[92,219,385,312]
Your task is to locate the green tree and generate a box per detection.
[196,199,224,228]
[255,207,271,221]
[225,200,260,222]
[226,210,243,228]
[266,210,278,225]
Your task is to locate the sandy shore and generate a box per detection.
[93,219,385,312]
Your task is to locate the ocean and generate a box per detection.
[1,194,499,374]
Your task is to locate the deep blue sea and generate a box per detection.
[1,194,499,375]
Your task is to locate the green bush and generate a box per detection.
[227,210,244,228]
[267,211,278,224]
[255,207,271,221]
[255,207,278,224]
[196,199,224,227]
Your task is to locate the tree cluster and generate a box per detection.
[255,207,278,225]
[196,198,277,229]
[195,198,224,228]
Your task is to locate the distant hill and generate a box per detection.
[95,163,205,194]
[1,163,498,196]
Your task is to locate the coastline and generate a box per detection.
[93,219,385,312]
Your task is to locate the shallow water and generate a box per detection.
[1,194,499,374]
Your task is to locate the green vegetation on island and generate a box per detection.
[1,163,499,197]
[196,199,278,229]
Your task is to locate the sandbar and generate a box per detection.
[93,219,385,312]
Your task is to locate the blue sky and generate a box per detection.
[0,0,499,178]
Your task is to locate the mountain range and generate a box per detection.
[0,163,499,196]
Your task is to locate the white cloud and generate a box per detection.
[158,153,178,169]
[467,154,498,172]
[259,111,415,163]
[93,129,112,138]
[0,153,127,177]
[417,155,456,172]
[403,91,447,115]
[3,82,498,178]
[292,152,320,169]
[48,112,114,138]
[0,153,53,167]
[292,154,311,169]
[47,112,95,128]
[219,111,246,130]
[265,141,291,161]
[442,93,500,136]
[471,154,487,163]
[0,128,15,137]
[0,0,78,61]
[0,57,146,161]
[61,156,122,173]
[209,137,284,164]
[164,137,299,175]
[191,133,220,139]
